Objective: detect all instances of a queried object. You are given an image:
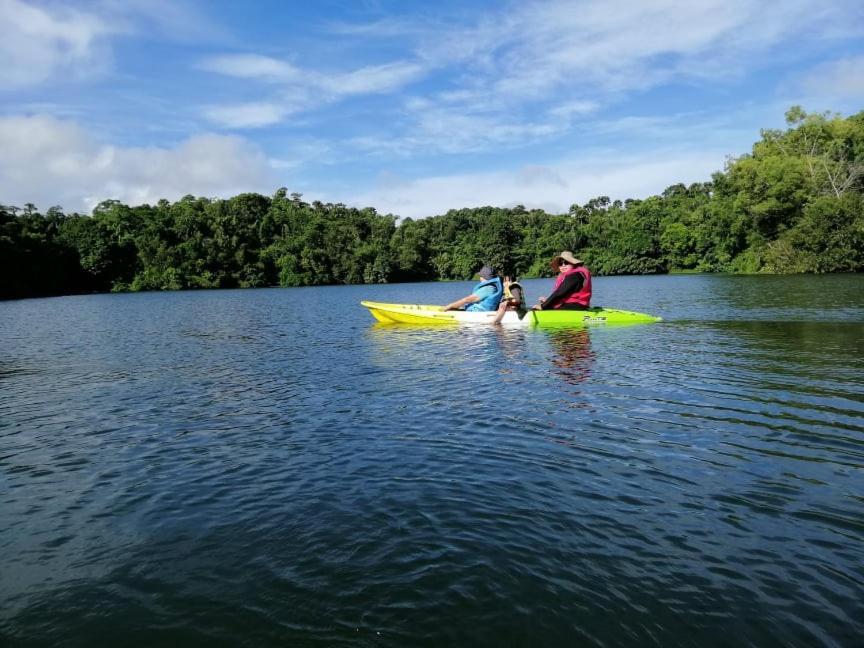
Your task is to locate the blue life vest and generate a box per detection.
[465,276,503,311]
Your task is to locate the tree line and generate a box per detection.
[2,106,862,300]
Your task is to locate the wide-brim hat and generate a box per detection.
[551,251,582,271]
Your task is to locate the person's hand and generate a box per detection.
[538,296,546,303]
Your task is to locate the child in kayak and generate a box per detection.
[492,275,528,324]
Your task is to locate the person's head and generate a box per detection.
[551,251,583,273]
[478,265,496,280]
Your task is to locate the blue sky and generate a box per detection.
[2,0,863,218]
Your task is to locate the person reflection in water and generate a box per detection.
[548,329,594,385]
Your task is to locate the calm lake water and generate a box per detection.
[1,274,863,647]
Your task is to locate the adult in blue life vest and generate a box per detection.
[533,251,592,310]
[443,265,504,312]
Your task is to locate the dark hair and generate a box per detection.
[478,265,496,279]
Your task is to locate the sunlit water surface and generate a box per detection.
[1,275,863,646]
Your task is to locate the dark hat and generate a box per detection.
[478,265,496,280]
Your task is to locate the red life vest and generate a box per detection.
[552,265,592,307]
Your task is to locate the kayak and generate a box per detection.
[360,301,661,327]
[361,301,661,327]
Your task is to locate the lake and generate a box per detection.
[1,274,863,647]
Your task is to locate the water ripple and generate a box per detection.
[1,278,863,646]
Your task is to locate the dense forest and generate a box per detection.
[2,107,862,300]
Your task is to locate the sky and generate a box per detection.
[2,0,864,219]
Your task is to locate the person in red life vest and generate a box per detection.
[533,251,592,310]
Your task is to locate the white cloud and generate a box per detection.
[376,0,863,153]
[0,0,113,89]
[202,102,291,128]
[103,0,229,43]
[199,54,427,128]
[196,0,862,140]
[346,101,765,161]
[798,55,864,98]
[325,16,426,39]
[200,54,424,94]
[0,115,275,212]
[323,61,426,95]
[343,148,728,219]
[414,110,561,152]
[0,0,230,90]
[518,165,568,188]
[198,54,302,81]
[268,140,336,170]
[548,101,600,119]
[417,0,860,100]
[349,106,572,157]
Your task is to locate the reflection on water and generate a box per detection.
[367,323,595,393]
[546,329,594,385]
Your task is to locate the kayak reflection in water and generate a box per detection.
[442,265,504,312]
[492,274,528,324]
[533,251,592,311]
[549,329,594,386]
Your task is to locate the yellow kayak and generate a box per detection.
[360,301,661,327]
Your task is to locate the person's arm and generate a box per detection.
[541,273,584,310]
[443,293,481,311]
[491,298,509,324]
